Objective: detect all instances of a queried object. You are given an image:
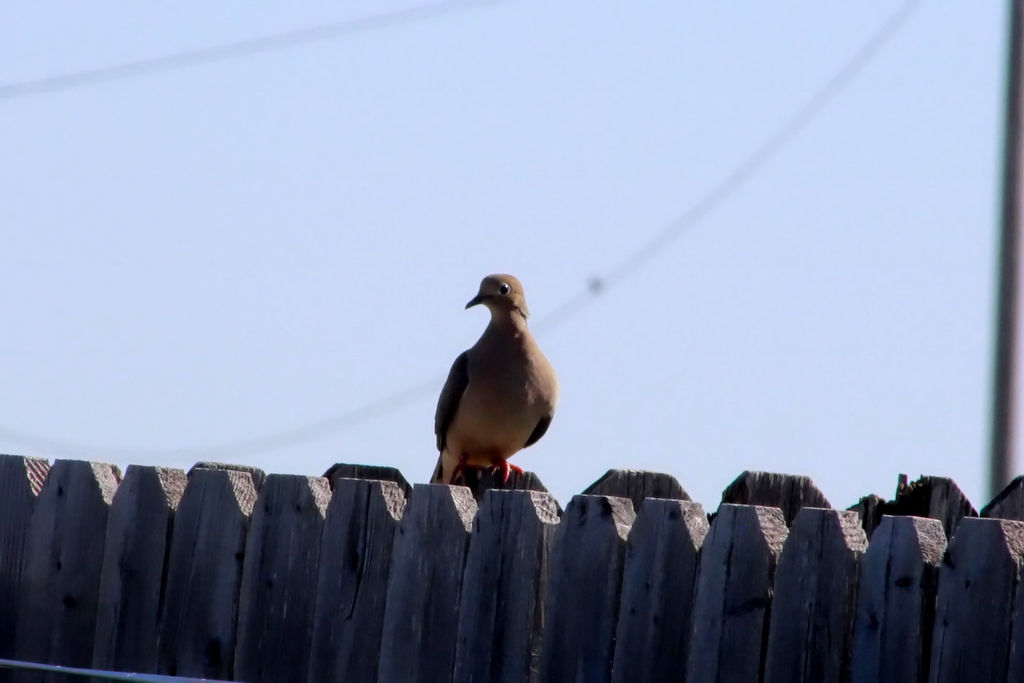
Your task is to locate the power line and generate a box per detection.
[0,0,923,459]
[525,0,924,334]
[599,0,923,289]
[0,656,230,682]
[0,0,503,100]
[0,379,442,460]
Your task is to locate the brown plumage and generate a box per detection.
[431,274,559,484]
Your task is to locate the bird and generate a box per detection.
[431,274,559,485]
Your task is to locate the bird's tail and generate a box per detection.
[430,453,446,484]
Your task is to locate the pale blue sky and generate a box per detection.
[0,1,1009,510]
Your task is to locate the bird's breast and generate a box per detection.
[446,356,553,454]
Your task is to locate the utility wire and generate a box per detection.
[0,0,923,459]
[0,379,442,460]
[530,0,924,334]
[0,657,232,682]
[0,0,503,100]
[598,0,923,290]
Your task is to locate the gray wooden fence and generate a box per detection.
[1,454,1023,682]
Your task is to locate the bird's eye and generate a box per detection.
[498,282,511,296]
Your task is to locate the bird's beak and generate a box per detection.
[465,294,485,309]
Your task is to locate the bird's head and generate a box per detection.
[466,274,530,319]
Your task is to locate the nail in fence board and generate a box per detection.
[157,468,257,679]
[686,504,788,683]
[929,517,1024,682]
[234,474,331,683]
[307,479,406,683]
[378,484,478,683]
[454,489,561,683]
[611,499,708,683]
[0,455,49,661]
[14,460,120,678]
[721,470,831,525]
[850,515,945,683]
[763,508,868,683]
[584,469,690,512]
[538,494,636,683]
[92,466,187,674]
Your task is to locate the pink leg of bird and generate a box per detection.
[490,457,524,484]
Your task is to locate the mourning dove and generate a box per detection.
[431,274,559,484]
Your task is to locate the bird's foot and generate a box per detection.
[489,458,524,485]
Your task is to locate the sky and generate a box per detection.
[0,1,1010,512]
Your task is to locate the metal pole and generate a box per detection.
[991,0,1024,498]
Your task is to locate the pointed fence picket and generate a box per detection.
[0,455,1020,683]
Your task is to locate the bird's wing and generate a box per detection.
[522,414,552,448]
[434,350,470,451]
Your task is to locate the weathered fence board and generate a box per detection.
[721,470,831,525]
[14,460,120,679]
[1,457,1023,683]
[1010,537,1024,681]
[584,469,690,511]
[322,462,411,500]
[0,455,48,663]
[188,462,265,492]
[454,489,561,683]
[457,468,551,503]
[538,494,636,683]
[981,474,1024,521]
[686,504,788,683]
[377,484,478,683]
[157,468,256,680]
[92,466,186,674]
[611,499,708,683]
[233,475,331,683]
[848,493,886,539]
[850,515,944,683]
[307,478,406,683]
[929,517,1024,683]
[763,508,867,683]
[882,475,976,538]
